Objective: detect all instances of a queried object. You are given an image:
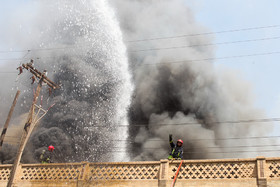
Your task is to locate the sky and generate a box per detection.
[0,0,280,122]
[185,0,280,119]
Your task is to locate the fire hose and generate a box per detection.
[170,160,183,187]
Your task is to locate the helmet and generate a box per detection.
[48,145,54,151]
[177,139,183,144]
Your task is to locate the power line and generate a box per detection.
[111,144,280,150]
[92,148,280,154]
[130,36,280,52]
[3,142,280,154]
[0,51,279,66]
[3,139,280,154]
[108,135,280,142]
[183,150,280,154]
[2,142,278,155]
[2,118,280,138]
[1,35,280,54]
[142,51,280,65]
[4,134,280,143]
[3,140,280,153]
[126,24,280,43]
[108,149,280,154]
[87,117,280,128]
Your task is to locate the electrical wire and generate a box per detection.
[3,137,280,155]
[3,140,280,154]
[4,134,280,143]
[84,117,280,128]
[110,144,280,150]
[105,149,280,154]
[129,36,280,53]
[142,51,280,66]
[107,135,280,142]
[183,149,280,154]
[126,24,280,43]
[0,51,279,65]
[0,35,280,54]
[0,24,279,54]
[5,129,280,143]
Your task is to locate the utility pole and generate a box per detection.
[0,90,20,151]
[7,61,60,187]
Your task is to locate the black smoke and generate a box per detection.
[110,0,275,160]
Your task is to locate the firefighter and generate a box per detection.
[17,66,23,75]
[31,75,36,84]
[40,145,55,164]
[168,134,183,160]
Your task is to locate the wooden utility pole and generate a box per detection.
[7,61,59,187]
[0,90,20,151]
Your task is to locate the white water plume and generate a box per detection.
[0,0,133,163]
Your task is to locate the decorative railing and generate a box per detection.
[20,163,82,181]
[169,159,257,180]
[266,158,280,178]
[0,157,279,186]
[89,162,160,180]
[0,165,11,181]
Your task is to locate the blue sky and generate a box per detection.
[185,0,280,118]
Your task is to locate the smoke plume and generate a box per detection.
[110,0,276,160]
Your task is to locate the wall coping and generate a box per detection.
[0,157,278,167]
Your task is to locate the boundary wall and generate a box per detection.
[0,157,280,187]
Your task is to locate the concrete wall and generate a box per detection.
[1,157,280,187]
